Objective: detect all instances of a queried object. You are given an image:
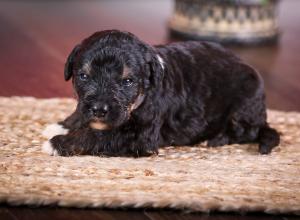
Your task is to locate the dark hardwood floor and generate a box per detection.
[1,206,299,220]
[0,0,299,219]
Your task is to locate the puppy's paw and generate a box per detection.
[42,140,59,156]
[259,144,273,154]
[207,134,229,147]
[42,123,69,139]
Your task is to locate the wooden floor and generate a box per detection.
[0,0,299,219]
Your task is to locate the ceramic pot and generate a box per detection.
[169,0,280,44]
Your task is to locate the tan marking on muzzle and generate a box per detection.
[89,121,110,130]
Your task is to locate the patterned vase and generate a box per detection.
[169,0,280,44]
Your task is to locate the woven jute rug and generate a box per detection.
[0,97,299,214]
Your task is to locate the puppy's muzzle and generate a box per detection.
[89,103,111,130]
[90,103,109,118]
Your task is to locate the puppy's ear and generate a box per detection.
[147,53,165,88]
[64,45,81,81]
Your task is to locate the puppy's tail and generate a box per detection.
[258,124,280,154]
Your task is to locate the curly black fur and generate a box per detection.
[49,30,280,157]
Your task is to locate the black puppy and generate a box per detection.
[42,30,280,157]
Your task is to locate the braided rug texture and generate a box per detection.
[0,97,299,214]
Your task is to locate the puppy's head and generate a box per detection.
[64,30,164,129]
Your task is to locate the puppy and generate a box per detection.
[42,30,280,157]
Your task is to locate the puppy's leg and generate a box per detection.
[206,118,260,149]
[45,125,159,157]
[258,125,280,154]
[42,107,84,138]
[42,107,87,155]
[207,133,230,147]
[42,123,69,139]
[45,128,94,156]
[42,122,68,155]
[58,109,84,131]
[225,94,279,154]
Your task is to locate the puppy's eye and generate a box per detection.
[79,73,89,81]
[122,78,133,87]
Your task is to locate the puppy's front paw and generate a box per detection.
[42,123,69,139]
[46,134,85,156]
[42,140,59,156]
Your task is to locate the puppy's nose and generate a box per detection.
[91,104,109,117]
